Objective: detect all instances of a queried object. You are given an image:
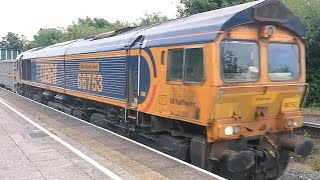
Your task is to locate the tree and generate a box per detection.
[23,13,171,51]
[282,0,320,107]
[24,28,65,50]
[63,17,127,40]
[24,17,129,50]
[283,0,320,63]
[137,12,169,26]
[177,0,255,17]
[0,32,26,49]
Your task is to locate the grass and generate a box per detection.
[288,161,315,172]
[290,132,320,172]
[293,149,320,172]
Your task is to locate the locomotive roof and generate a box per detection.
[20,0,305,59]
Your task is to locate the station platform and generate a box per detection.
[0,88,224,180]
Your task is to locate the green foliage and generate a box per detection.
[282,0,320,107]
[283,0,320,61]
[22,14,169,50]
[177,0,255,17]
[306,65,320,107]
[63,17,128,40]
[223,51,245,73]
[23,17,129,50]
[136,12,169,26]
[24,28,64,50]
[0,32,26,49]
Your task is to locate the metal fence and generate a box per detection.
[0,49,21,60]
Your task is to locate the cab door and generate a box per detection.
[127,35,144,109]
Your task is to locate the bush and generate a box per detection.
[306,62,320,107]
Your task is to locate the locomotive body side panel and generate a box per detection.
[20,50,154,108]
[137,43,216,126]
[65,57,127,101]
[32,59,65,88]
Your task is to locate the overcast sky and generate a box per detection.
[1,0,179,40]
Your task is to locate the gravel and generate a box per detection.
[280,163,320,180]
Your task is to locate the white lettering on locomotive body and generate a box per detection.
[78,73,103,92]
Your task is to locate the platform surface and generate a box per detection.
[0,88,224,180]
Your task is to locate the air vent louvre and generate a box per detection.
[253,1,291,23]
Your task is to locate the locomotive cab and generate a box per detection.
[160,1,313,179]
[187,2,313,180]
[210,25,307,140]
[201,24,313,179]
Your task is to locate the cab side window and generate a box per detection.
[184,48,204,82]
[167,47,204,83]
[168,49,184,80]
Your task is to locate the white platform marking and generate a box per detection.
[0,98,122,180]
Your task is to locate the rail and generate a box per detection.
[304,122,320,129]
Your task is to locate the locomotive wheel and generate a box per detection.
[33,94,44,104]
[13,85,18,93]
[90,113,107,128]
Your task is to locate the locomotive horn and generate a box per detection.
[280,139,314,157]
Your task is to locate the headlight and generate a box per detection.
[224,126,234,136]
[287,119,294,127]
[287,119,299,127]
[219,125,242,138]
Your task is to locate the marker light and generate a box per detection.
[234,126,241,134]
[224,126,234,136]
[259,25,276,38]
[267,26,274,36]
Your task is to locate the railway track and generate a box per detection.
[304,122,320,129]
[302,115,320,139]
